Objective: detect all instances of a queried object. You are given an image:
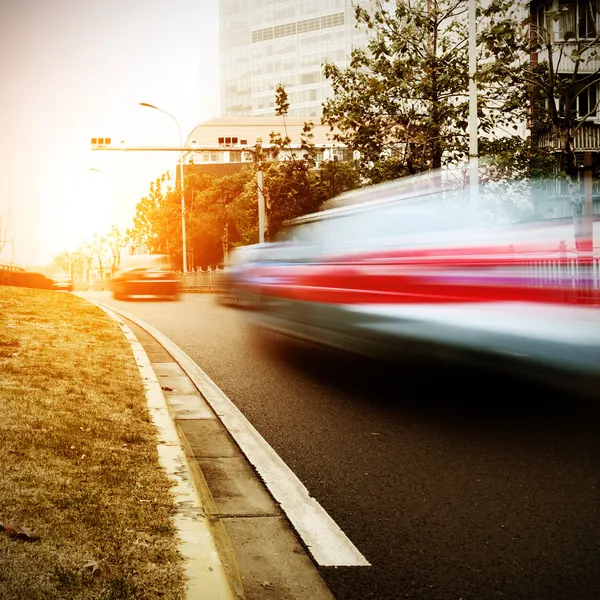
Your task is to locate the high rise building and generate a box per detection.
[219,0,374,118]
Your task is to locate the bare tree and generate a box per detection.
[0,209,12,261]
[106,226,126,276]
[91,233,108,280]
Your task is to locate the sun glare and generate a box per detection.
[41,169,114,259]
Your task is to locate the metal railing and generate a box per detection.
[521,255,600,304]
[535,123,600,151]
[179,267,226,291]
[0,262,25,273]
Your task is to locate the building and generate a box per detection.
[529,0,600,220]
[181,116,353,179]
[219,0,375,118]
[530,0,600,162]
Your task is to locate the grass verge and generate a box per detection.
[0,286,185,600]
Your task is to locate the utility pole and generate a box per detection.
[468,0,478,205]
[255,138,267,244]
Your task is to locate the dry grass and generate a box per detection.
[0,286,185,600]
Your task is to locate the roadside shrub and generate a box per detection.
[0,270,53,289]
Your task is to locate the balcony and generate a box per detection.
[536,121,600,150]
[535,42,600,74]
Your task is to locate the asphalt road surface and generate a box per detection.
[89,292,600,600]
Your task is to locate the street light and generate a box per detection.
[139,102,187,272]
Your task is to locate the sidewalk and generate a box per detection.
[97,301,336,600]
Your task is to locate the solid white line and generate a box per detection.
[100,302,370,568]
[86,299,238,600]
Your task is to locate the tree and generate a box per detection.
[259,84,359,239]
[128,172,182,263]
[105,225,126,276]
[90,233,107,280]
[126,86,361,263]
[265,104,321,238]
[315,158,362,203]
[0,209,11,261]
[185,169,252,267]
[51,250,76,278]
[79,242,94,283]
[322,0,524,183]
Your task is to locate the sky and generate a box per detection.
[0,0,220,267]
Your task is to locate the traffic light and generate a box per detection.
[91,137,112,148]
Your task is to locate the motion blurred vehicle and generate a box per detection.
[112,254,180,301]
[51,273,73,292]
[218,162,600,394]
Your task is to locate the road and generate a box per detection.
[88,292,600,600]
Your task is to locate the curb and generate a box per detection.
[95,301,368,570]
[87,298,244,600]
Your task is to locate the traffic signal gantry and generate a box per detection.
[90,137,268,245]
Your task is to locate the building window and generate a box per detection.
[251,12,345,43]
[558,0,598,40]
[557,80,600,119]
[300,71,320,85]
[534,3,550,42]
[577,82,598,119]
[579,0,598,37]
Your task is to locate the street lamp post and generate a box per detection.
[139,102,187,272]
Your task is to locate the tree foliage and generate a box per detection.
[127,172,180,258]
[123,84,362,267]
[322,0,527,183]
[186,169,254,266]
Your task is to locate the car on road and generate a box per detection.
[218,163,600,395]
[51,273,73,292]
[112,254,181,300]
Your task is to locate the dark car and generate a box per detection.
[112,254,181,300]
[51,273,73,292]
[218,163,600,395]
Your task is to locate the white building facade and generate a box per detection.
[219,0,375,118]
[182,116,352,169]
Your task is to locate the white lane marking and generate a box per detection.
[86,299,238,600]
[100,302,370,568]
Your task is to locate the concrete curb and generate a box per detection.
[87,298,242,600]
[93,301,368,570]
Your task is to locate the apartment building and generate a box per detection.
[531,0,600,162]
[529,0,600,222]
[219,0,375,118]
